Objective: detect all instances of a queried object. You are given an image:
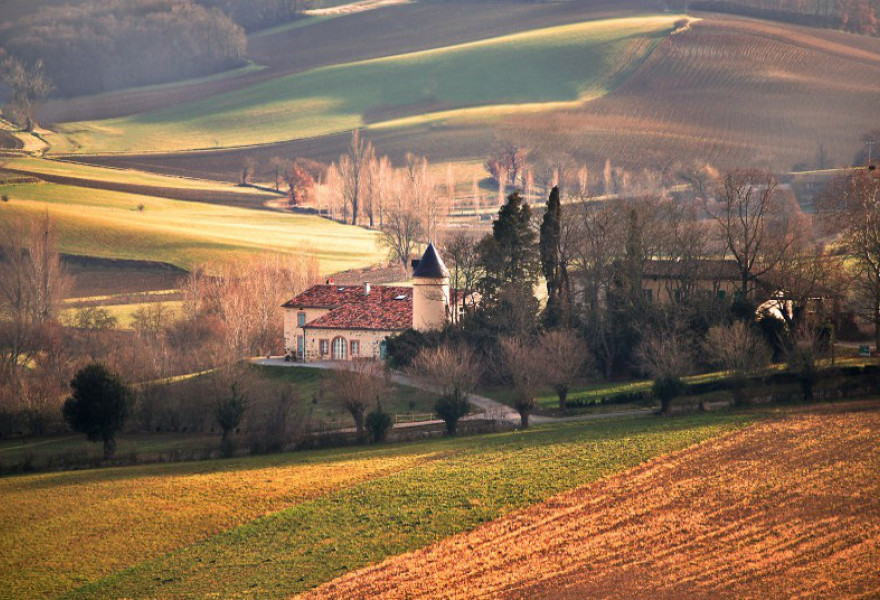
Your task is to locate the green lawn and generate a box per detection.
[255,365,441,425]
[0,412,751,599]
[482,371,742,414]
[0,181,384,273]
[51,16,684,154]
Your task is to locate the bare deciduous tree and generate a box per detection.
[443,230,482,316]
[325,359,390,441]
[816,169,880,351]
[500,336,544,428]
[0,56,52,131]
[338,129,373,225]
[709,170,794,299]
[539,330,591,414]
[704,321,771,406]
[637,330,694,414]
[410,343,480,434]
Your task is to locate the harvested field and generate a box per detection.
[506,15,880,172]
[301,403,880,599]
[63,255,186,298]
[75,13,880,183]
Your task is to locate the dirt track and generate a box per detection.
[299,404,880,599]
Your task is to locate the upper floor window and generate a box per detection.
[297,312,307,327]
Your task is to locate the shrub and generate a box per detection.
[652,377,684,416]
[435,394,471,436]
[365,403,393,443]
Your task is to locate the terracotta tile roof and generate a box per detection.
[282,284,374,309]
[289,285,413,331]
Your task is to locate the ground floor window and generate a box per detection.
[379,340,388,360]
[350,340,360,356]
[297,336,304,357]
[320,339,329,356]
[332,336,347,360]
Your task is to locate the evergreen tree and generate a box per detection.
[539,186,569,328]
[476,191,540,335]
[62,364,131,459]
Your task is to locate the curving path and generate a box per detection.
[252,357,654,428]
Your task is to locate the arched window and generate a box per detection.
[332,336,347,360]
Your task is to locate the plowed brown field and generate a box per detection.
[300,404,880,600]
[510,15,880,172]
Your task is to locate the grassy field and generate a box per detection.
[0,412,751,599]
[48,16,682,154]
[255,365,441,424]
[2,156,273,196]
[0,180,384,273]
[302,403,880,599]
[60,300,184,329]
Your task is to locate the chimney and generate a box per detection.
[364,282,371,295]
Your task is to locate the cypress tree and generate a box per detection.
[540,186,563,328]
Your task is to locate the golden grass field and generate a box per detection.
[0,448,433,599]
[2,413,749,599]
[300,403,880,599]
[0,179,384,273]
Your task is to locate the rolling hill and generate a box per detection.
[0,177,384,273]
[50,2,880,185]
[45,15,683,155]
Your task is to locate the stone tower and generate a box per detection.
[412,243,450,331]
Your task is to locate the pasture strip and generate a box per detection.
[0,444,441,599]
[299,404,880,599]
[67,414,749,598]
[0,181,383,273]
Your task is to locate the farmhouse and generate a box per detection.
[641,259,741,304]
[282,243,459,362]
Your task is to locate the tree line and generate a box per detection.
[675,0,879,35]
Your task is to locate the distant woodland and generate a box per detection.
[678,0,879,35]
[0,0,301,98]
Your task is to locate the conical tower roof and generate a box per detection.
[412,242,448,279]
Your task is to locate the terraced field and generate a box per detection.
[301,404,880,599]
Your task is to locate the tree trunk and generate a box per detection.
[353,411,365,442]
[557,385,568,415]
[103,435,116,460]
[661,396,672,416]
[519,409,530,429]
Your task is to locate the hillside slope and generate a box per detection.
[301,404,880,599]
[73,10,880,182]
[46,16,682,154]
